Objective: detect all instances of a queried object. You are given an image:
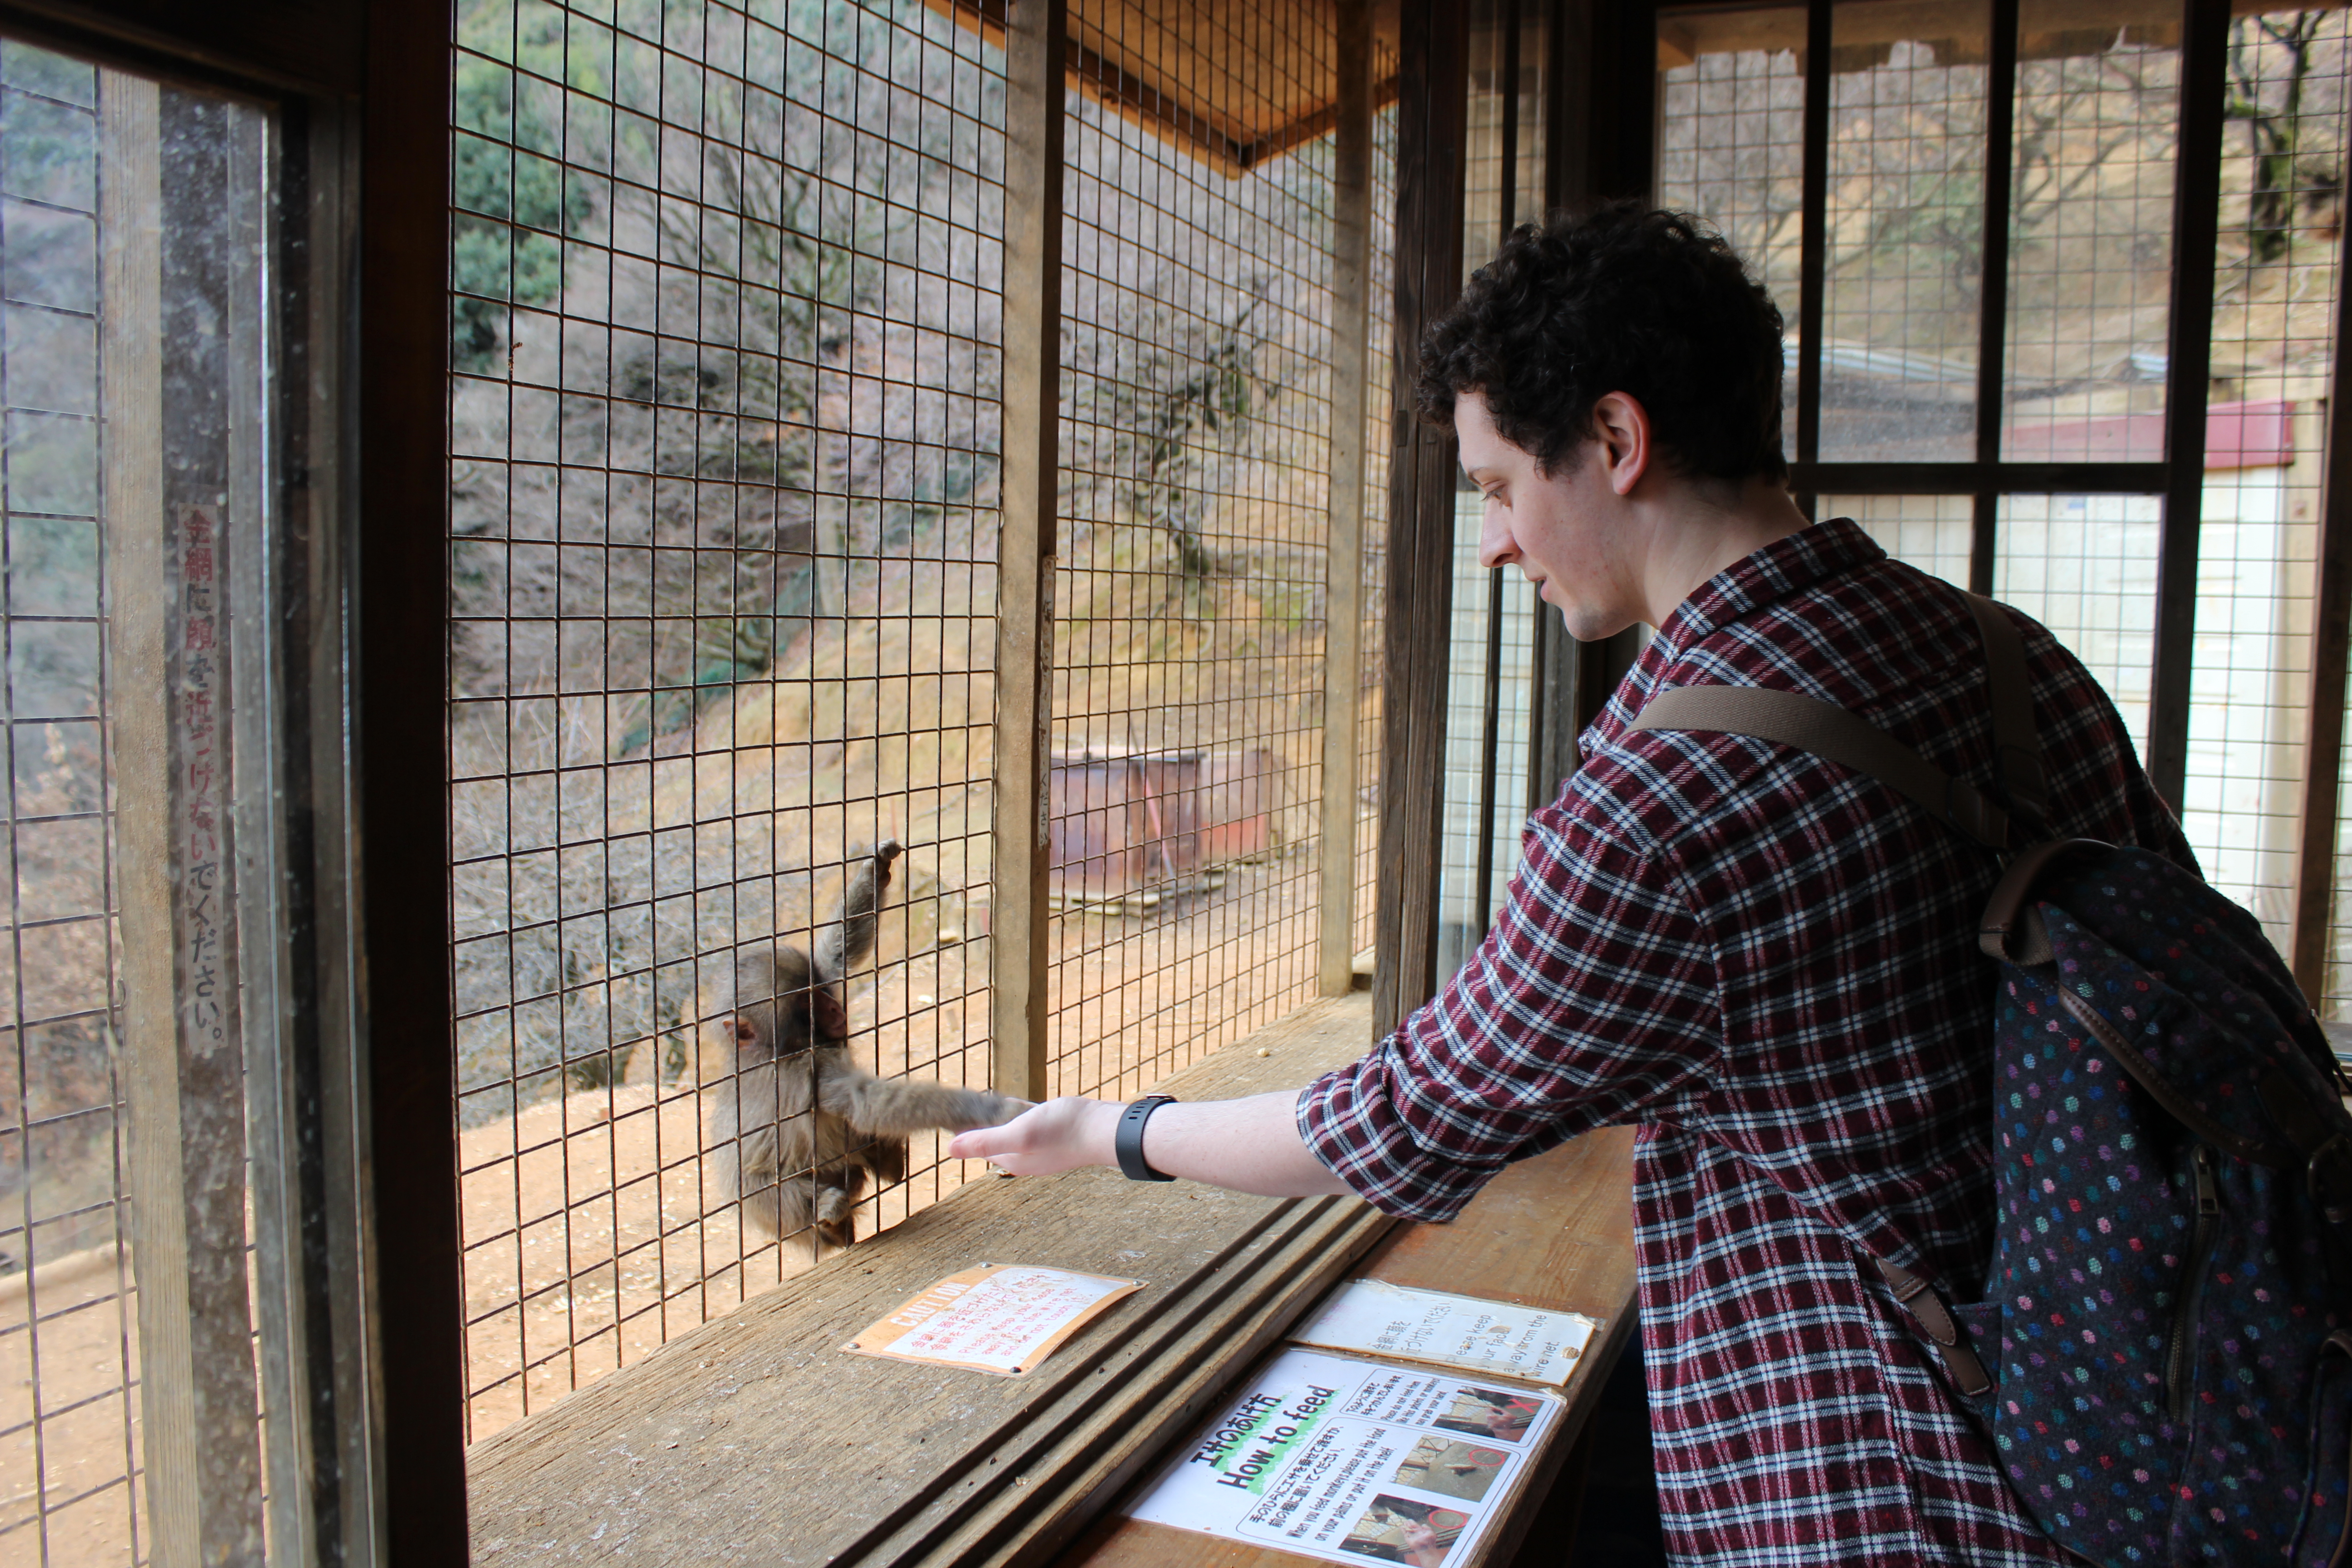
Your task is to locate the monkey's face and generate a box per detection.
[703,944,849,1073]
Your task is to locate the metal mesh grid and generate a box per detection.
[1657,7,1806,463]
[1827,494,1972,586]
[446,0,1009,1441]
[0,43,142,1566]
[1434,0,1544,985]
[2001,0,2179,462]
[1820,7,1989,463]
[1995,492,2162,748]
[2187,9,2349,956]
[1044,0,1339,1098]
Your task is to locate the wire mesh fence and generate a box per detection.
[446,0,1012,1440]
[2189,9,2349,957]
[446,0,1376,1442]
[1434,0,1545,985]
[1820,5,1989,463]
[1044,0,1343,1099]
[0,41,143,1568]
[1656,4,2352,1003]
[1657,5,1806,464]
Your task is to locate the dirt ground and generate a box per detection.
[0,1245,147,1568]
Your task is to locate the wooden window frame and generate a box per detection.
[0,0,465,1558]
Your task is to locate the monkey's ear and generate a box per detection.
[731,1016,760,1051]
[811,988,848,1040]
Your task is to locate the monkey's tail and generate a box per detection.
[814,839,902,986]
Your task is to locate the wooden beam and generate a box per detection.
[1969,0,2020,598]
[357,0,470,1551]
[2288,189,2352,1004]
[1238,74,1401,171]
[1321,0,1376,997]
[993,0,1067,1101]
[1376,0,1471,1034]
[2147,0,2233,809]
[105,72,266,1567]
[923,0,1397,178]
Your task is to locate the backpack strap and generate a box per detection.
[1628,592,2040,855]
[1962,593,2050,833]
[1628,589,2049,1402]
[1874,1258,1993,1398]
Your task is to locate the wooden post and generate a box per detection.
[992,0,1067,1098]
[104,74,266,1567]
[2288,207,2352,1004]
[1319,0,1375,996]
[2147,0,2233,808]
[1374,0,1471,1035]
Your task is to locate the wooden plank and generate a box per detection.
[1375,0,1470,1035]
[1319,0,1374,997]
[105,73,269,1568]
[2289,186,2352,1002]
[2146,0,2233,809]
[1793,0,1829,491]
[1050,1125,1641,1568]
[360,0,471,1551]
[991,0,1067,1102]
[1969,0,2020,598]
[465,996,1392,1566]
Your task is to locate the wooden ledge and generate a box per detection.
[466,994,1395,1566]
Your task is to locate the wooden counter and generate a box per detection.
[462,993,1638,1568]
[1053,1125,1640,1568]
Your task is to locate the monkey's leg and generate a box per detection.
[813,1162,868,1252]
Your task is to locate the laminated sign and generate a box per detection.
[1289,1280,1597,1387]
[1126,1347,1563,1566]
[845,1263,1142,1376]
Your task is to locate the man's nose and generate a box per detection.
[1475,504,1514,571]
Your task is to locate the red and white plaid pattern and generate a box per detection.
[1298,519,2194,1567]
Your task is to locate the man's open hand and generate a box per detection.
[947,1089,1353,1198]
[946,1096,1121,1176]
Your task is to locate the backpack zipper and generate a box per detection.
[2166,1142,2220,1423]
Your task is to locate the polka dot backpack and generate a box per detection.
[1633,591,2352,1566]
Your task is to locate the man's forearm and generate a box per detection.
[945,1089,1354,1199]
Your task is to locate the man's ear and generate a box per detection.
[1589,391,1653,497]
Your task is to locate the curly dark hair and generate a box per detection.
[1416,204,1788,483]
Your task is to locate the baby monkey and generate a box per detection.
[701,841,1027,1256]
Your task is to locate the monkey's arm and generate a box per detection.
[817,1061,1028,1139]
[946,1092,1352,1198]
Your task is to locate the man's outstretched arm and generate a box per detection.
[946,1091,1354,1198]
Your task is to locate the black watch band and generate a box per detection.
[1115,1095,1178,1182]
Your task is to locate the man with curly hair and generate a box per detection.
[956,204,2188,1566]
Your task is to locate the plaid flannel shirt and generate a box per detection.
[1298,519,2193,1567]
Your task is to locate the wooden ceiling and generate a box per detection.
[925,0,1399,177]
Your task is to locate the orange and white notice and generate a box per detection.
[845,1263,1143,1376]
